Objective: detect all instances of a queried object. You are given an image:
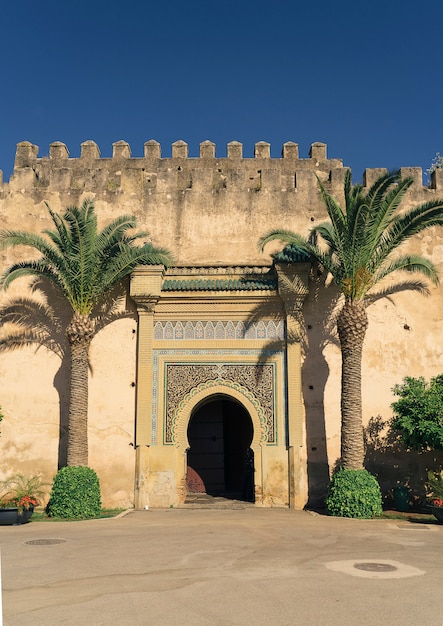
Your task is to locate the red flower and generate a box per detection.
[16,496,38,509]
[432,498,443,507]
[0,495,37,510]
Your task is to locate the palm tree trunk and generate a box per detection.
[337,301,368,469]
[66,314,94,466]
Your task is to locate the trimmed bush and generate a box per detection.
[325,468,383,519]
[48,466,101,519]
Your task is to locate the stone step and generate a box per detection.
[178,494,255,509]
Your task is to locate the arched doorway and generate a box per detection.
[186,396,254,501]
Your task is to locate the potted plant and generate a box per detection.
[0,474,48,525]
[426,470,443,523]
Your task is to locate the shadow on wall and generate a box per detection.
[0,277,137,469]
[301,268,340,507]
[364,415,443,508]
[249,264,341,507]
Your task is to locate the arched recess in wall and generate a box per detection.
[172,381,266,499]
[172,381,267,451]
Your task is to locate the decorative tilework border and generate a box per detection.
[154,320,285,341]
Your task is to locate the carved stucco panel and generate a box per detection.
[165,363,275,444]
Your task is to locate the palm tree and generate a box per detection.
[0,199,172,466]
[259,170,443,470]
[0,278,136,468]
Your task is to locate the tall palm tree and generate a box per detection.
[259,170,443,470]
[0,277,137,468]
[0,199,172,466]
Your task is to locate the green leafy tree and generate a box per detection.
[0,199,172,466]
[260,170,443,470]
[391,375,443,450]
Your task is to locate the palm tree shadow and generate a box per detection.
[0,277,136,468]
[301,268,340,507]
[245,263,340,507]
[299,274,433,507]
[246,265,432,508]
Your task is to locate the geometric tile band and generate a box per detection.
[154,320,285,341]
[165,363,275,444]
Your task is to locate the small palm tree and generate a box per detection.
[260,170,443,469]
[0,199,172,466]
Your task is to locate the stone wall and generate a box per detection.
[1,139,443,507]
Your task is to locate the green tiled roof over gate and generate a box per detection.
[273,244,311,263]
[162,277,277,292]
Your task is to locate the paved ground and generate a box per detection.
[0,508,442,626]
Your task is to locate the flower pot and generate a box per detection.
[0,507,20,525]
[18,506,34,524]
[430,506,443,523]
[0,506,34,525]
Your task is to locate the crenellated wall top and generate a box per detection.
[0,139,347,197]
[2,139,441,196]
[13,139,333,164]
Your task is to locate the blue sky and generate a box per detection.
[1,1,442,183]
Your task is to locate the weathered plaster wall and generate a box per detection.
[1,139,443,507]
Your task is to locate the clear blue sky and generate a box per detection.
[1,0,442,183]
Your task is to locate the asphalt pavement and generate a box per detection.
[0,507,441,626]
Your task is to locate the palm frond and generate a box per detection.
[365,171,401,213]
[311,222,340,252]
[259,169,443,304]
[95,214,139,250]
[374,255,439,285]
[382,199,443,251]
[316,176,347,259]
[1,200,172,317]
[366,279,431,305]
[364,177,413,257]
[44,203,71,252]
[258,229,304,252]
[96,246,172,299]
[1,261,62,292]
[0,230,49,252]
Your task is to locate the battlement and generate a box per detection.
[4,139,349,197]
[13,139,335,165]
[2,139,440,199]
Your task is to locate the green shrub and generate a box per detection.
[47,466,101,519]
[325,468,383,518]
[391,375,443,451]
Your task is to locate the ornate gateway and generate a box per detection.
[130,263,308,508]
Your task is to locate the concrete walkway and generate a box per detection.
[0,508,441,626]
